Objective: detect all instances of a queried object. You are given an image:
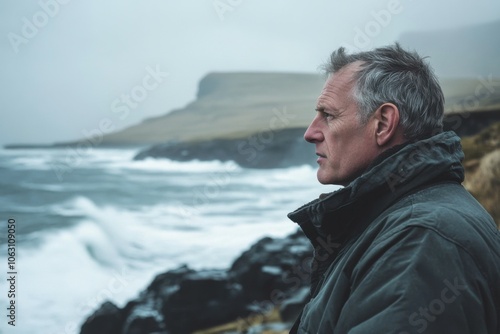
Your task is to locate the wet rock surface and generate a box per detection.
[80,230,313,334]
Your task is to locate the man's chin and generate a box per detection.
[317,177,331,185]
[317,170,347,186]
[317,170,335,185]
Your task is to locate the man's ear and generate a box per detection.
[373,103,400,147]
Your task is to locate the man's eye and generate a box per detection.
[322,111,334,120]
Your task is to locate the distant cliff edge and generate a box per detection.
[97,72,326,146]
[5,72,500,161]
[128,72,500,168]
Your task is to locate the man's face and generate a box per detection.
[304,63,379,186]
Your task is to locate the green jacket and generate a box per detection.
[288,131,500,334]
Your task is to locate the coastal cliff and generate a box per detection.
[125,71,500,169]
[6,72,500,156]
[80,230,312,334]
[106,72,500,147]
[95,72,326,146]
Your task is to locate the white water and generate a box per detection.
[0,149,338,334]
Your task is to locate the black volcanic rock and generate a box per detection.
[279,286,311,323]
[133,127,316,169]
[80,301,123,334]
[80,230,313,334]
[229,232,313,301]
[121,302,166,334]
[161,270,248,333]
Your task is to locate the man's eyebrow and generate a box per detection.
[315,105,339,113]
[315,102,328,111]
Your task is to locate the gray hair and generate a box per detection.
[322,43,444,141]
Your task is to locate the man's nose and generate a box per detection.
[304,115,323,143]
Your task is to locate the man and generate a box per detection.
[288,44,500,333]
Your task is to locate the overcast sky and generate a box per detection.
[1,0,500,145]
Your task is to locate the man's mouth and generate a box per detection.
[316,152,326,163]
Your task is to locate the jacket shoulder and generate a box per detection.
[373,181,500,280]
[381,182,497,237]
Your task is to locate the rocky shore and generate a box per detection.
[80,230,313,334]
[80,121,500,334]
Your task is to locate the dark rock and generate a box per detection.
[443,110,500,137]
[80,301,123,334]
[79,230,314,334]
[279,286,311,323]
[145,265,195,299]
[229,232,313,301]
[133,127,316,169]
[122,302,167,334]
[162,269,248,333]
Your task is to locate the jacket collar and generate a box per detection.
[288,131,464,239]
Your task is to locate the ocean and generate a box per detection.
[0,147,336,334]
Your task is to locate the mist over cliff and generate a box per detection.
[95,20,500,147]
[399,20,500,78]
